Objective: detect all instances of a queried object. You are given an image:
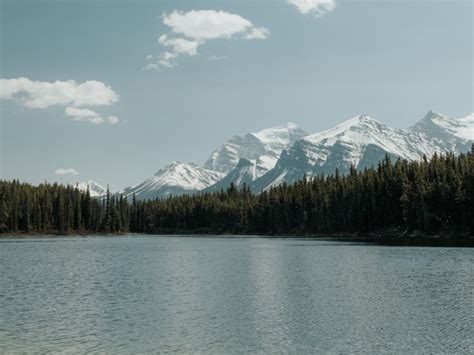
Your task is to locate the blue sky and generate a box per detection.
[1,0,472,190]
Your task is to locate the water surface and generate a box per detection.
[1,236,472,353]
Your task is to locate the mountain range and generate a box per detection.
[81,111,474,199]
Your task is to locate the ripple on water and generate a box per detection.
[0,236,472,353]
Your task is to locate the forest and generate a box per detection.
[1,147,473,237]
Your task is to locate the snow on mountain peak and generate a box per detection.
[412,111,474,142]
[204,122,307,175]
[122,161,224,200]
[75,180,107,197]
[426,109,443,117]
[112,110,474,199]
[303,115,386,146]
[285,122,299,129]
[155,161,199,175]
[295,114,427,170]
[152,161,224,190]
[456,113,474,141]
[251,111,474,193]
[429,112,473,141]
[251,122,306,155]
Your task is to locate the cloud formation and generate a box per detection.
[0,78,118,108]
[243,26,270,40]
[64,106,120,125]
[0,77,120,125]
[145,10,269,71]
[55,168,79,176]
[288,0,336,16]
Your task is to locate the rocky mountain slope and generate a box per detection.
[204,123,307,191]
[204,122,308,176]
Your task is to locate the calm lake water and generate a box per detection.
[0,236,472,353]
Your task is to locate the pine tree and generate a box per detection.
[101,185,112,233]
[0,193,8,233]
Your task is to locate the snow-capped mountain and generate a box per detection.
[252,112,473,192]
[203,123,308,191]
[116,110,472,199]
[204,122,307,178]
[409,111,474,153]
[76,180,107,197]
[120,161,224,200]
[120,123,307,200]
[206,158,257,192]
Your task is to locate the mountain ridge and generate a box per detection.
[250,111,473,192]
[204,122,308,175]
[120,161,224,200]
[116,111,473,199]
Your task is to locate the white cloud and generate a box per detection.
[144,53,177,71]
[107,116,119,124]
[64,106,119,125]
[145,10,269,71]
[64,106,104,125]
[143,62,161,71]
[72,80,119,107]
[0,77,118,109]
[1,77,120,125]
[159,52,177,68]
[243,26,270,40]
[163,10,253,40]
[159,35,200,56]
[55,168,79,176]
[156,35,200,68]
[288,0,336,16]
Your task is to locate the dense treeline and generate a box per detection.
[0,182,130,234]
[1,148,473,237]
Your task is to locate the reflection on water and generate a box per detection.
[0,236,472,353]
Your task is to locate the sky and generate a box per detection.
[1,0,472,190]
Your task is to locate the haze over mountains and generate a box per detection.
[82,111,473,199]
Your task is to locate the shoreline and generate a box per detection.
[1,232,472,247]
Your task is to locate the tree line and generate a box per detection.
[1,148,473,237]
[0,182,130,234]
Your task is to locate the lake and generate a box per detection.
[0,236,472,353]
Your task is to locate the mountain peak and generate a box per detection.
[251,121,304,138]
[423,110,446,121]
[336,114,380,127]
[251,122,308,154]
[75,180,107,197]
[120,110,472,200]
[205,122,307,174]
[411,111,474,142]
[304,114,384,144]
[358,114,375,122]
[155,161,200,175]
[123,162,224,200]
[285,122,299,129]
